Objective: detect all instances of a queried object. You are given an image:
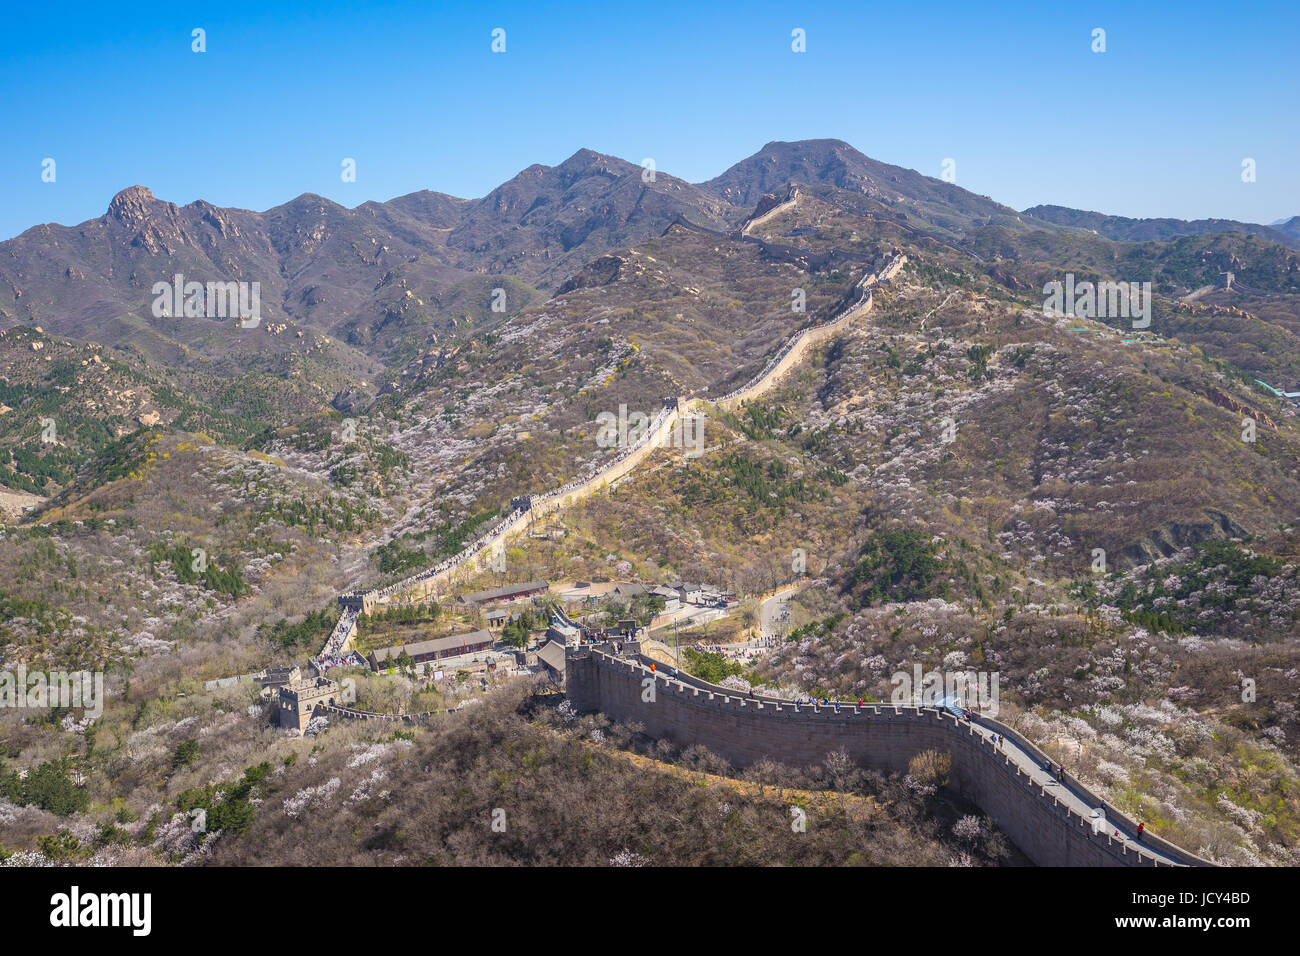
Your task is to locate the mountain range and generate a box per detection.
[4,137,1300,869]
[4,139,1295,370]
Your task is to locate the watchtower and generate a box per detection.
[278,675,340,731]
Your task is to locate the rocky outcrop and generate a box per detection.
[1203,386,1277,431]
[1117,509,1248,568]
[555,254,623,294]
[105,185,160,223]
[331,389,374,415]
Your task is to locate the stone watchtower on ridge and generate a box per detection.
[277,675,341,731]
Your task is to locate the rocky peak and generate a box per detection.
[107,185,160,221]
[552,149,637,187]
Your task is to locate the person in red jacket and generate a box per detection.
[1136,821,1145,841]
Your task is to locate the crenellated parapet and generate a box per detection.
[566,644,1214,867]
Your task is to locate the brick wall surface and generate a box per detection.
[567,646,1211,867]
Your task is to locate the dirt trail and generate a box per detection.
[545,725,887,815]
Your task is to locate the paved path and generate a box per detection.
[758,586,797,646]
[962,715,1176,864]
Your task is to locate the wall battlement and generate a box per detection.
[318,703,434,724]
[566,645,1213,867]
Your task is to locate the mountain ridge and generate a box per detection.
[1024,203,1300,249]
[4,140,1299,375]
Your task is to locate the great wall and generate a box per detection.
[316,188,907,666]
[297,195,1210,866]
[735,185,801,238]
[566,644,1216,867]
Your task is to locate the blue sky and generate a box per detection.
[1,0,1296,240]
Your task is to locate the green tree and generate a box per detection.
[18,761,89,816]
[501,610,539,649]
[173,738,200,769]
[38,831,85,861]
[851,529,947,606]
[682,648,744,684]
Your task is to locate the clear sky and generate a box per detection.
[2,0,1296,240]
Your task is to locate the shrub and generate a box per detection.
[908,750,952,788]
[173,738,200,769]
